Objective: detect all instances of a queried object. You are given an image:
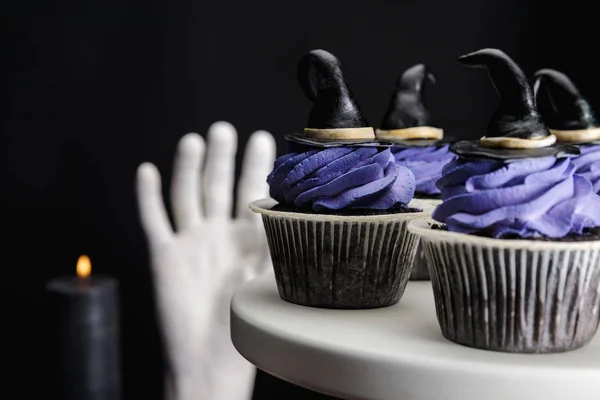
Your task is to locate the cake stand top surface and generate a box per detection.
[230,273,600,400]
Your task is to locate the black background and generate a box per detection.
[3,0,597,398]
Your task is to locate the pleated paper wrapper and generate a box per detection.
[407,198,440,281]
[250,198,429,309]
[408,218,600,353]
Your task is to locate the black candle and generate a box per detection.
[46,255,121,400]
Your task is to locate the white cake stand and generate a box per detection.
[231,273,600,400]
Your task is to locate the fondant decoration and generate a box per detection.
[389,136,456,149]
[457,48,555,149]
[297,49,375,141]
[284,133,393,148]
[534,68,600,143]
[450,140,579,162]
[377,126,443,141]
[377,64,443,141]
[479,135,556,149]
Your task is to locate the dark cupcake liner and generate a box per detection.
[410,247,430,280]
[408,219,600,353]
[251,199,425,309]
[407,199,440,281]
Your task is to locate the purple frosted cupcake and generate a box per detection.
[376,64,457,280]
[392,145,456,197]
[534,69,600,193]
[251,50,429,309]
[408,49,600,353]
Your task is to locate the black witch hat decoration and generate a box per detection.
[533,69,600,143]
[376,64,443,142]
[285,49,392,148]
[450,48,579,161]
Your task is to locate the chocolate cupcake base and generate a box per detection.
[250,198,427,309]
[408,218,600,353]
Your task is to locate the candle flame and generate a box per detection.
[76,255,91,278]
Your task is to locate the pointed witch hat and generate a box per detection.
[533,69,600,143]
[377,64,442,141]
[450,48,579,160]
[286,49,390,148]
[457,48,554,149]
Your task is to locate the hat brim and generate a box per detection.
[451,140,580,162]
[388,136,457,148]
[561,140,600,146]
[285,133,394,148]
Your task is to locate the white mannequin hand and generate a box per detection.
[136,122,276,400]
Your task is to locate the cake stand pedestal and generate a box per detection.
[231,273,600,400]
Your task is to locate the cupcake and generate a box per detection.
[250,49,428,309]
[533,69,600,192]
[376,64,457,280]
[407,48,600,353]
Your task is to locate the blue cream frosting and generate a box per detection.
[571,144,600,194]
[267,146,416,211]
[391,144,457,195]
[432,156,600,238]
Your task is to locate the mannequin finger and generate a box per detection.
[237,130,276,220]
[203,121,237,219]
[136,163,173,246]
[171,133,205,231]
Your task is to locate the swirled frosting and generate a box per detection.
[392,144,457,195]
[267,146,416,211]
[571,145,600,194]
[432,157,600,238]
